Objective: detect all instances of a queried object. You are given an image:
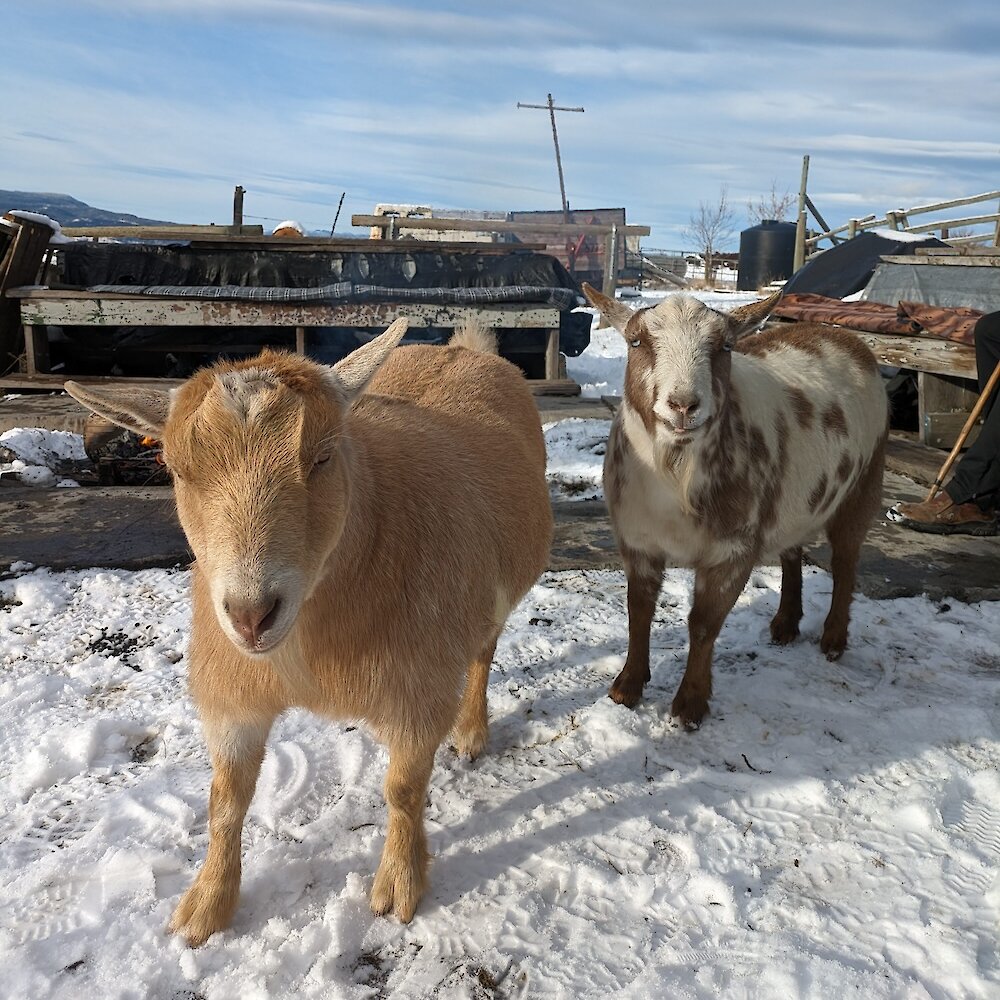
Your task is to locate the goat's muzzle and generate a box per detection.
[223,594,284,653]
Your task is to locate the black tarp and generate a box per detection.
[781,232,947,299]
[53,243,591,377]
[60,242,583,292]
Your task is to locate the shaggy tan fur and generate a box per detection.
[65,321,552,945]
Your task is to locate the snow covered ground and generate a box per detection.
[1,291,998,999]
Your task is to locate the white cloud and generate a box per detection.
[4,1,999,245]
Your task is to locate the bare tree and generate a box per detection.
[746,181,795,226]
[684,186,736,283]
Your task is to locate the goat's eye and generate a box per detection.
[629,338,642,349]
[313,454,331,469]
[722,342,733,353]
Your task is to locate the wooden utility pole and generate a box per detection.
[517,94,584,222]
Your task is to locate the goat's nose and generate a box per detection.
[666,395,701,417]
[225,596,280,647]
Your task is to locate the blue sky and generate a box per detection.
[3,1,999,248]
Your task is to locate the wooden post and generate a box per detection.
[23,325,50,376]
[994,199,1000,247]
[596,225,620,329]
[793,209,807,272]
[233,185,245,228]
[544,327,561,380]
[848,219,859,239]
[295,326,306,355]
[792,155,810,271]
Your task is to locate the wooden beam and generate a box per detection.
[12,292,563,331]
[59,224,265,239]
[853,331,977,379]
[544,328,561,380]
[878,254,1000,266]
[918,371,981,448]
[353,214,651,237]
[183,237,548,253]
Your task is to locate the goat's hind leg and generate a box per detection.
[821,449,883,659]
[371,739,436,922]
[170,715,273,947]
[770,547,803,645]
[611,548,666,708]
[451,633,499,760]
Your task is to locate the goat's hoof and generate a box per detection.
[608,683,644,709]
[169,878,237,948]
[820,630,847,661]
[451,725,488,760]
[370,858,426,923]
[670,691,709,729]
[769,618,800,645]
[609,665,648,708]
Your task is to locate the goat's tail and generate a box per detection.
[449,320,498,355]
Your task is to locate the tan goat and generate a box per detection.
[65,320,552,945]
[583,285,888,728]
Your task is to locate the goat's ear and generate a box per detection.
[581,282,636,335]
[330,317,409,404]
[725,291,783,343]
[64,381,169,438]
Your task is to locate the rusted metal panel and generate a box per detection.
[17,296,561,329]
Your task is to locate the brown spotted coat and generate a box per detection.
[584,286,888,727]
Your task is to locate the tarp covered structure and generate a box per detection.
[53,242,590,377]
[863,261,1000,314]
[780,231,947,299]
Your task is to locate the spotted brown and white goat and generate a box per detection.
[65,320,552,945]
[583,284,888,728]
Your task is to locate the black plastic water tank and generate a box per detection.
[737,220,797,291]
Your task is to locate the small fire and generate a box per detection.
[139,436,167,466]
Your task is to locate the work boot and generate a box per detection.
[888,493,998,536]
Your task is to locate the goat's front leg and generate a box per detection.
[170,716,273,946]
[770,547,803,644]
[672,560,753,728]
[370,739,436,922]
[611,548,666,708]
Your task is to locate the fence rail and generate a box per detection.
[801,188,1000,263]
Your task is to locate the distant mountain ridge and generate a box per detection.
[0,190,171,228]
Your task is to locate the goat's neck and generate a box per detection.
[323,429,379,576]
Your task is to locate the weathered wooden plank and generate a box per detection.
[15,295,562,330]
[853,331,977,379]
[60,224,264,238]
[184,238,549,253]
[354,214,651,237]
[922,411,982,450]
[917,246,1000,256]
[918,371,981,448]
[877,255,1000,266]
